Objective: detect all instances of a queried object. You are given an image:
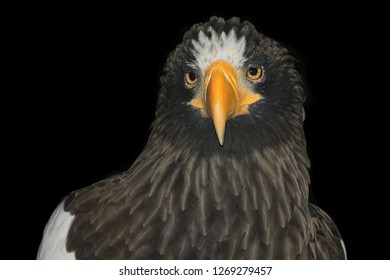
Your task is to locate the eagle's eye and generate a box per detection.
[246,67,263,81]
[184,72,198,86]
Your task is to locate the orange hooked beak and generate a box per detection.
[191,60,261,145]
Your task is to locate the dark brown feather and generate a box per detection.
[63,137,334,259]
[60,16,345,260]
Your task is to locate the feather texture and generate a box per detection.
[37,16,346,260]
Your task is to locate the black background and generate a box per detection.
[3,4,387,260]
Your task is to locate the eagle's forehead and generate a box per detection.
[190,27,247,72]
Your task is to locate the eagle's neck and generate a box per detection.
[124,136,311,259]
[65,129,312,259]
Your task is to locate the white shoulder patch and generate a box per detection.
[191,27,247,72]
[37,201,76,260]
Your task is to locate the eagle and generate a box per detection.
[37,16,346,259]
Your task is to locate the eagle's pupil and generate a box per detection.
[248,67,258,76]
[188,72,196,81]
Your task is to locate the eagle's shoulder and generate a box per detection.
[306,203,347,259]
[37,174,129,260]
[37,200,75,259]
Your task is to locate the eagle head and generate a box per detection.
[155,16,306,152]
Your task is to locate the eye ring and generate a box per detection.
[185,72,198,86]
[246,66,263,81]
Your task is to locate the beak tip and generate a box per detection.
[216,131,225,146]
[211,113,226,147]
